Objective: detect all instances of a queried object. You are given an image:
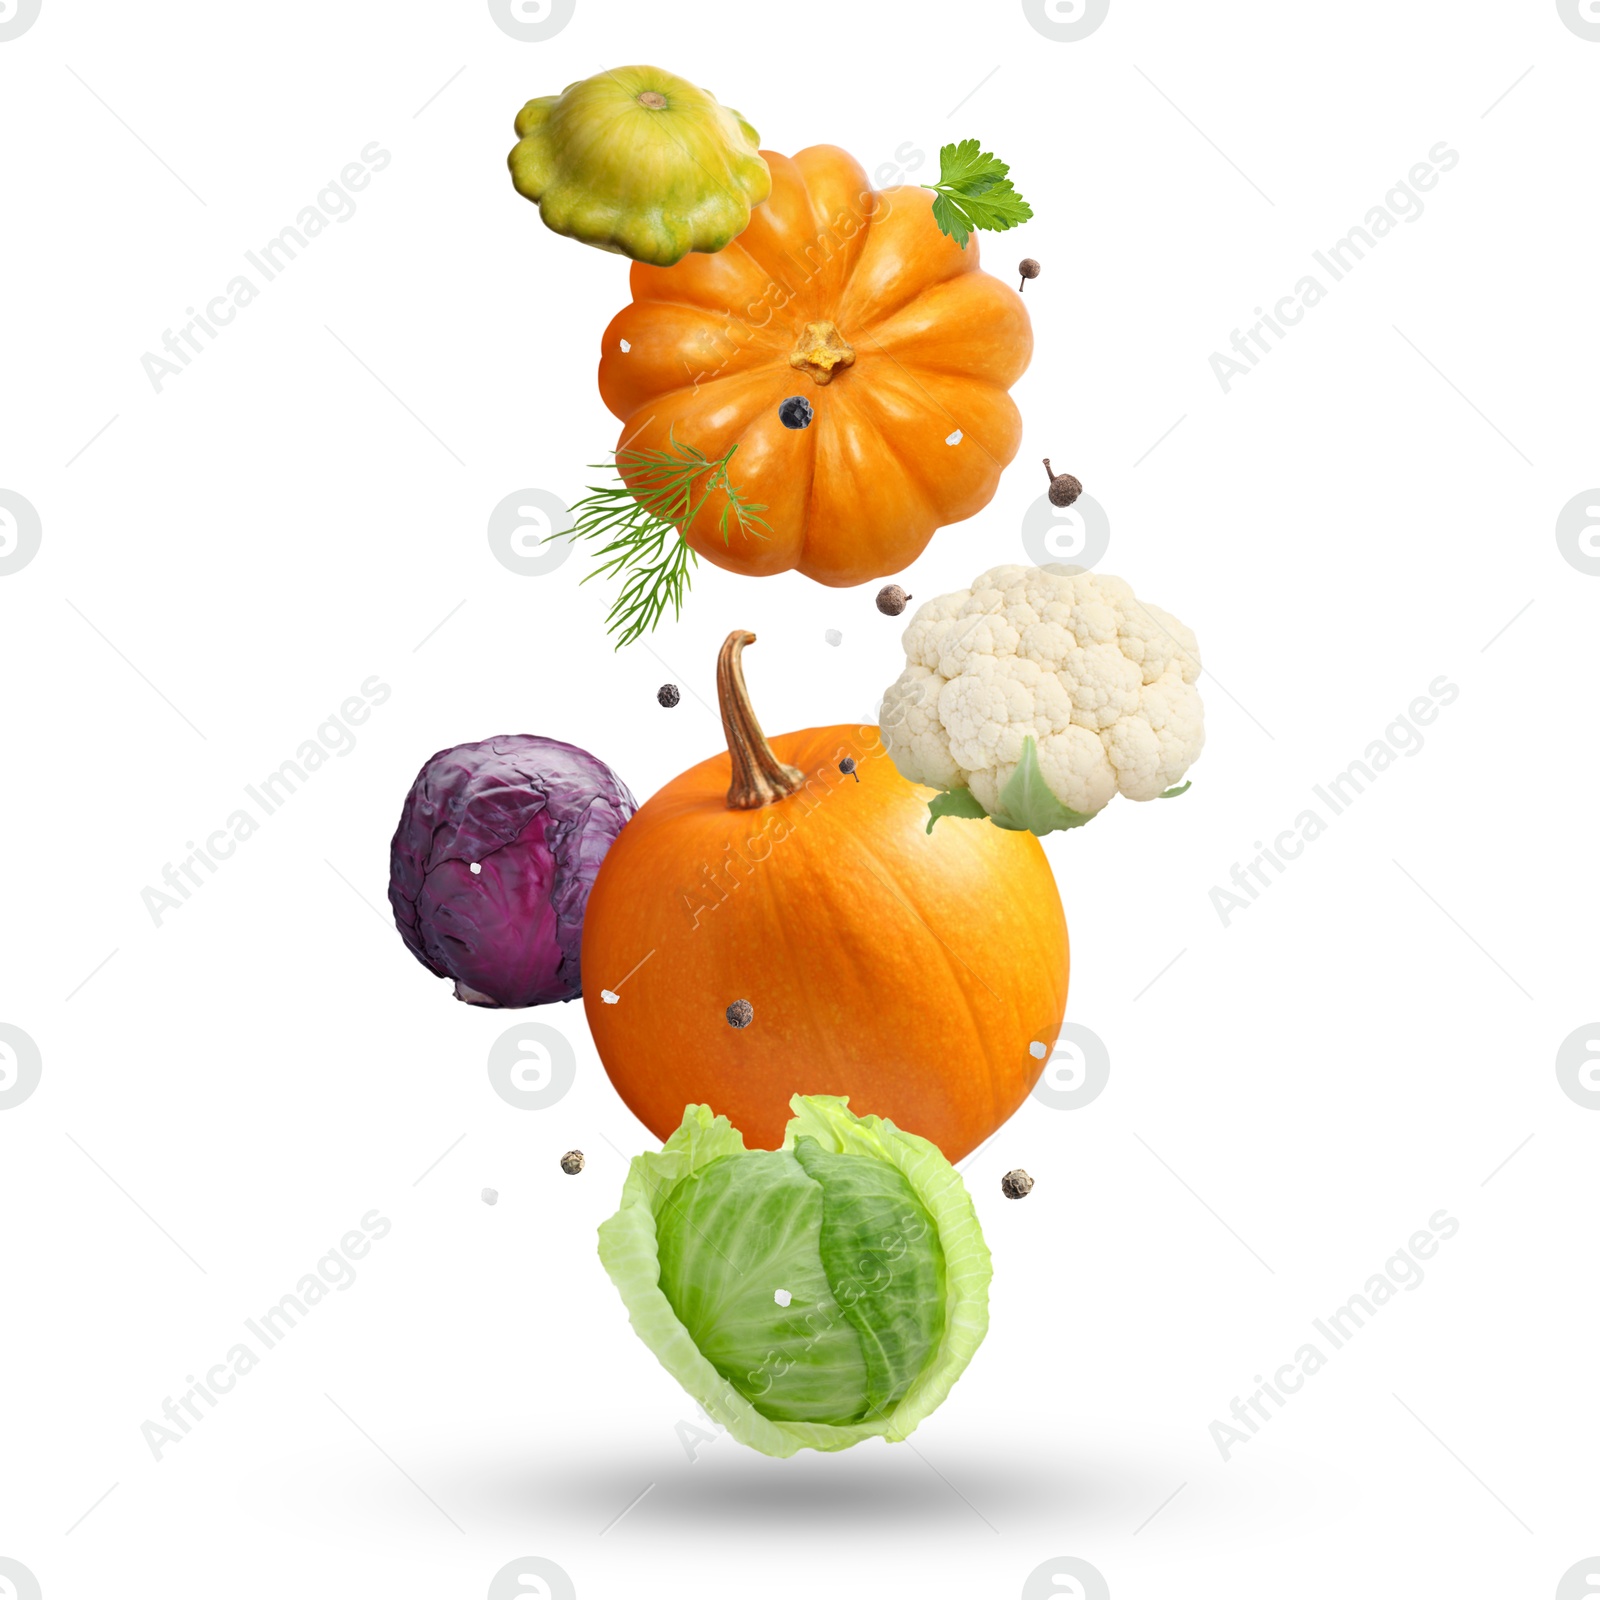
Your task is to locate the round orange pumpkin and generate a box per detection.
[596,145,1033,588]
[581,632,1069,1160]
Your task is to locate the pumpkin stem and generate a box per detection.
[717,631,805,810]
[788,320,856,385]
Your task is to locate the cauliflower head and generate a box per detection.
[880,564,1204,824]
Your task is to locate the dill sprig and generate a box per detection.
[561,434,769,648]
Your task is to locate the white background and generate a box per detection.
[2,2,1597,1596]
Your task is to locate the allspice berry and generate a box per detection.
[876,584,911,616]
[726,999,754,1029]
[1018,258,1041,291]
[657,683,681,708]
[1043,459,1082,508]
[1001,1169,1034,1200]
[839,756,859,783]
[560,1150,584,1175]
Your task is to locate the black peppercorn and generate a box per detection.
[1001,1169,1034,1200]
[726,999,754,1029]
[657,683,681,708]
[876,584,911,616]
[839,757,858,783]
[778,395,814,430]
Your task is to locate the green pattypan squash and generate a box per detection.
[508,65,771,267]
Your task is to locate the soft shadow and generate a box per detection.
[430,1436,1156,1541]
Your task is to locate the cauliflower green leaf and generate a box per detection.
[924,784,989,834]
[927,737,1099,837]
[989,736,1100,835]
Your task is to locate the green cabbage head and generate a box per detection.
[598,1096,992,1456]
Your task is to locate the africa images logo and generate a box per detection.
[0,0,42,42]
[488,0,575,42]
[0,1025,43,1110]
[0,1559,42,1600]
[0,489,42,576]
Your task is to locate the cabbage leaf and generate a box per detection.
[598,1097,991,1456]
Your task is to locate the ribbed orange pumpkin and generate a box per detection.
[581,633,1069,1160]
[596,145,1033,588]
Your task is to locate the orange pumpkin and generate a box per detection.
[596,146,1033,588]
[581,632,1069,1160]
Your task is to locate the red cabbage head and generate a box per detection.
[389,735,637,1007]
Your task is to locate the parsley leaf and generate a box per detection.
[923,139,1033,249]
